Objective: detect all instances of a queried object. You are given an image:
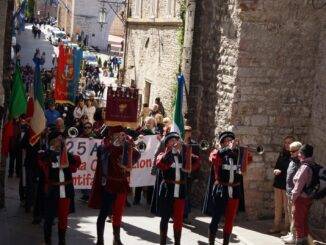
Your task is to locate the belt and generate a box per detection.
[108,177,127,182]
[218,182,240,187]
[164,180,186,185]
[49,180,73,186]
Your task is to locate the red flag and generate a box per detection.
[1,121,14,157]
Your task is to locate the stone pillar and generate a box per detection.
[181,0,196,116]
[309,14,326,229]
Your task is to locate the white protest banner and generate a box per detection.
[130,135,160,187]
[66,138,102,189]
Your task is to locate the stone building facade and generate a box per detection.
[124,0,183,112]
[34,0,58,19]
[188,0,326,228]
[57,0,73,33]
[57,0,123,51]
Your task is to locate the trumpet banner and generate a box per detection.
[105,86,139,129]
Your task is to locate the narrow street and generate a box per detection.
[17,23,117,105]
[1,178,284,245]
[0,20,287,245]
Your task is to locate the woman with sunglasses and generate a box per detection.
[269,136,294,234]
[281,141,302,244]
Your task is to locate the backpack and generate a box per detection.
[303,162,326,200]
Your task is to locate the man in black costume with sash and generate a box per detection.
[203,131,252,245]
[153,132,200,244]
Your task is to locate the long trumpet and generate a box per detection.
[197,139,264,155]
[136,141,147,153]
[67,127,79,138]
[245,145,264,155]
[113,134,147,153]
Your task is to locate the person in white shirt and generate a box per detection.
[73,99,87,123]
[84,99,96,124]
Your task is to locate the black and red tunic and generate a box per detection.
[203,147,252,215]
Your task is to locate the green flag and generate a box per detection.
[9,64,27,119]
[171,74,185,138]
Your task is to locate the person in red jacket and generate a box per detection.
[89,126,140,245]
[154,132,200,245]
[202,131,252,245]
[38,130,81,245]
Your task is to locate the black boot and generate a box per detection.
[58,229,66,245]
[160,229,167,245]
[208,230,216,245]
[174,229,181,245]
[223,233,230,245]
[44,222,52,245]
[113,226,123,245]
[96,220,104,245]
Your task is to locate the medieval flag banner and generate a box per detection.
[9,64,27,119]
[1,64,27,156]
[170,74,185,138]
[105,86,139,128]
[54,44,83,104]
[29,55,46,145]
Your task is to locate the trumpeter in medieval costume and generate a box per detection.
[89,126,141,245]
[153,132,200,245]
[37,130,81,245]
[203,131,252,245]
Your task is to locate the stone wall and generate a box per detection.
[309,14,326,228]
[189,0,326,227]
[35,0,57,18]
[57,0,73,33]
[125,0,182,114]
[73,0,109,51]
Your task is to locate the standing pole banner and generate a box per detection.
[130,135,160,187]
[54,44,83,104]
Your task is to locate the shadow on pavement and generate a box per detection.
[122,221,167,244]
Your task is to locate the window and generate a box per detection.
[144,81,151,105]
[150,0,157,18]
[167,0,175,17]
[135,0,142,18]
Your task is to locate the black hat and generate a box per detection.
[107,126,125,135]
[218,131,235,143]
[299,144,314,158]
[164,132,180,146]
[48,130,64,142]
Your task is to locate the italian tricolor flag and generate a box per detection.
[29,57,46,145]
[170,74,185,138]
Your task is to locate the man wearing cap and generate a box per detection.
[45,101,61,127]
[203,131,252,245]
[155,132,200,245]
[89,91,99,108]
[89,126,140,245]
[38,130,81,245]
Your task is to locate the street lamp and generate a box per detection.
[98,1,108,30]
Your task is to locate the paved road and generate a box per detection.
[0,178,284,245]
[17,24,57,69]
[16,24,117,106]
